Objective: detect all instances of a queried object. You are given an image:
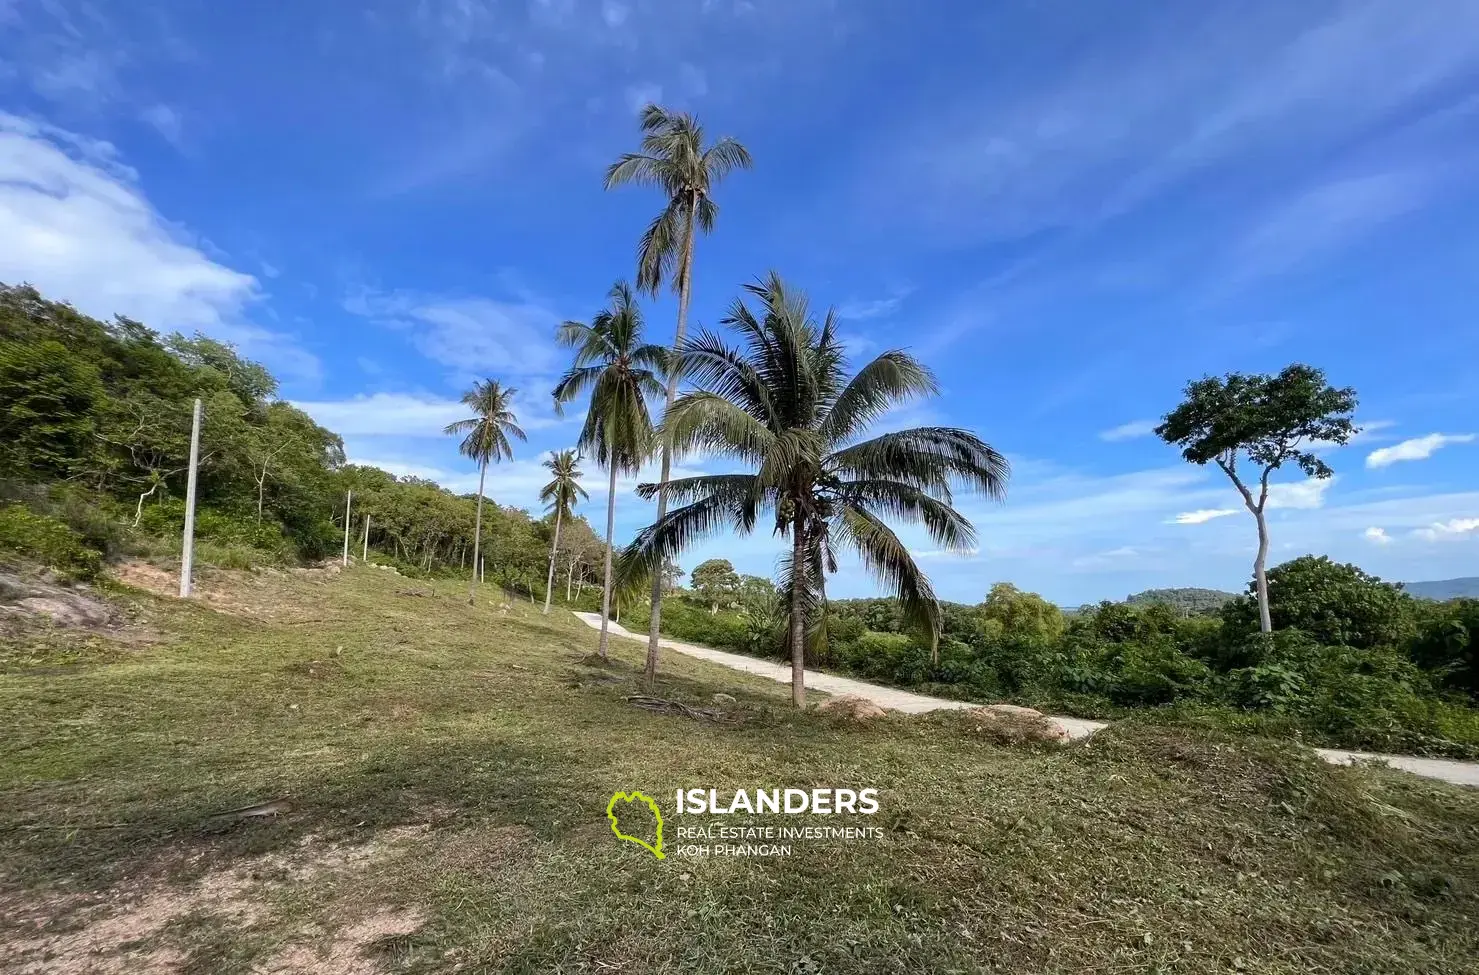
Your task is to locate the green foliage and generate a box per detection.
[605,103,753,297]
[690,558,740,610]
[622,273,1009,679]
[0,338,103,479]
[0,504,102,580]
[979,582,1065,641]
[1410,598,1479,698]
[648,563,1479,757]
[1155,364,1358,476]
[0,283,603,598]
[1222,555,1417,649]
[1124,587,1236,614]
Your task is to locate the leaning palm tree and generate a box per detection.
[552,282,666,659]
[622,273,1009,707]
[606,103,751,682]
[444,379,526,603]
[540,449,588,615]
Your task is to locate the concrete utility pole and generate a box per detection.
[341,490,353,566]
[362,514,370,562]
[179,398,203,598]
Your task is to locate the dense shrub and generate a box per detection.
[0,503,102,580]
[1409,599,1479,699]
[643,555,1479,757]
[1221,556,1417,649]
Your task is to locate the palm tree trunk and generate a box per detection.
[468,461,487,603]
[598,464,618,659]
[643,192,699,685]
[789,519,807,709]
[543,506,563,615]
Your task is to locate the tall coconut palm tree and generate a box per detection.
[444,379,526,603]
[552,282,666,659]
[622,273,1009,707]
[606,103,752,682]
[539,449,588,615]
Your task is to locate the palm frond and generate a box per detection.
[636,199,683,296]
[819,350,939,446]
[833,505,941,655]
[661,391,775,463]
[702,137,753,182]
[829,427,1009,500]
[839,479,978,552]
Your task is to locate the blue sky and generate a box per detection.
[2,0,1477,605]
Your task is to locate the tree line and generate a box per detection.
[0,282,607,601]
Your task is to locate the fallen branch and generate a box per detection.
[624,695,723,721]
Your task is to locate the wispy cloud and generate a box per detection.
[836,285,914,321]
[0,112,316,380]
[844,1,1479,250]
[1227,169,1432,282]
[345,284,565,379]
[1171,508,1239,525]
[1366,432,1475,468]
[1363,526,1392,545]
[139,104,185,148]
[1413,517,1479,541]
[1099,419,1158,442]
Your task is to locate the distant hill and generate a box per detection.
[1404,577,1479,601]
[1124,587,1239,613]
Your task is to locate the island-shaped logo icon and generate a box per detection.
[607,790,665,859]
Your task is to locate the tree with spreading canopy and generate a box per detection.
[605,104,752,685]
[691,558,741,613]
[444,379,526,603]
[539,449,588,615]
[552,281,665,661]
[621,273,1009,707]
[1155,364,1357,633]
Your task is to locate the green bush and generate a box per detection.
[0,503,103,580]
[1410,599,1479,699]
[136,500,295,561]
[1220,555,1417,649]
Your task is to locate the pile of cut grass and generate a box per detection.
[1,566,1476,974]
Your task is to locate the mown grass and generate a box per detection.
[2,566,1478,974]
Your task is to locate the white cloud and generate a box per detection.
[1266,476,1333,510]
[1099,419,1158,442]
[139,104,184,147]
[1413,518,1479,541]
[345,286,564,378]
[297,388,572,440]
[1366,432,1475,468]
[1071,546,1140,571]
[1363,526,1392,545]
[0,113,316,379]
[1172,508,1240,525]
[295,393,470,438]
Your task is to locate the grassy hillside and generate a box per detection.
[2,566,1478,973]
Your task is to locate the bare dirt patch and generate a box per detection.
[108,559,345,624]
[0,826,432,975]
